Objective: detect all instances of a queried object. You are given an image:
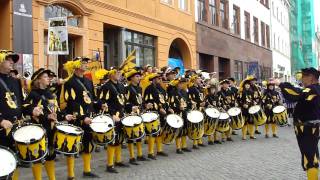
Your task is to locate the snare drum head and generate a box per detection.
[187,110,204,123]
[205,108,220,118]
[249,105,261,114]
[0,147,16,177]
[91,115,114,133]
[57,124,82,135]
[227,107,241,116]
[273,105,286,113]
[13,125,44,143]
[166,114,183,128]
[141,112,159,123]
[219,112,230,120]
[122,116,142,127]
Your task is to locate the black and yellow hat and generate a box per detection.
[73,56,90,63]
[31,68,51,83]
[219,79,230,85]
[169,77,188,87]
[301,67,320,79]
[125,68,142,81]
[108,66,119,76]
[0,50,19,63]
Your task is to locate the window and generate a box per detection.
[220,0,227,28]
[198,0,206,22]
[272,2,275,16]
[161,0,173,4]
[179,0,188,11]
[280,12,282,24]
[234,60,243,81]
[265,0,269,8]
[45,5,80,27]
[124,31,155,66]
[244,11,251,40]
[261,21,265,46]
[232,5,240,35]
[266,25,270,48]
[253,17,259,43]
[273,33,276,48]
[209,0,216,25]
[277,7,279,20]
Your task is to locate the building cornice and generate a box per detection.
[36,0,94,16]
[81,0,195,35]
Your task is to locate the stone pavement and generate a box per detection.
[20,125,309,180]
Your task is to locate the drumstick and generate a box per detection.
[0,117,31,131]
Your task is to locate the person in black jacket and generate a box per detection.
[0,50,41,180]
[63,57,105,179]
[124,68,149,164]
[99,67,129,173]
[144,72,171,158]
[25,68,75,180]
[262,81,282,138]
[275,67,320,180]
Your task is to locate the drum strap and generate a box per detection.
[75,78,93,100]
[0,77,18,106]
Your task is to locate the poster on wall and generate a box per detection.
[47,17,69,55]
[248,61,260,80]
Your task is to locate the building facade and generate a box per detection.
[270,0,291,81]
[195,0,272,81]
[0,0,196,77]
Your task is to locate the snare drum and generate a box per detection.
[204,108,220,136]
[141,112,161,136]
[54,124,83,155]
[187,110,204,140]
[90,115,115,146]
[122,115,145,141]
[12,123,47,163]
[0,146,17,179]
[228,107,244,130]
[161,114,184,144]
[216,113,230,133]
[249,105,267,126]
[272,105,288,126]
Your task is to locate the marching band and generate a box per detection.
[0,49,314,180]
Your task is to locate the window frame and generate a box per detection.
[232,5,240,35]
[209,0,217,25]
[261,21,266,47]
[253,16,259,44]
[244,11,251,40]
[178,0,189,11]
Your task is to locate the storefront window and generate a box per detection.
[125,31,155,67]
[45,5,80,27]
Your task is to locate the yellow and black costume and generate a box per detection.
[262,82,282,138]
[63,57,102,179]
[250,77,263,134]
[144,73,169,158]
[279,68,320,180]
[99,68,129,173]
[0,50,32,180]
[168,78,192,154]
[205,82,219,144]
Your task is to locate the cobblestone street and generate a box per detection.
[19,125,310,180]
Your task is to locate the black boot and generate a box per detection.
[208,141,214,145]
[115,162,130,168]
[148,154,157,160]
[214,140,222,144]
[106,166,118,173]
[182,148,192,152]
[265,134,269,138]
[83,172,100,178]
[227,137,233,142]
[193,145,199,149]
[95,146,101,153]
[198,143,206,147]
[273,134,279,138]
[255,130,261,134]
[176,149,184,154]
[137,155,150,161]
[157,151,169,157]
[250,136,257,139]
[129,158,139,165]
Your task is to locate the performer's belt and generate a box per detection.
[294,120,320,126]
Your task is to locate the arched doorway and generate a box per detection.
[168,38,192,75]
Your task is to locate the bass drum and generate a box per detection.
[204,108,220,136]
[216,113,230,133]
[228,107,244,130]
[161,114,184,144]
[249,105,267,126]
[272,105,288,127]
[54,123,83,155]
[122,115,145,141]
[141,112,161,136]
[187,110,204,140]
[90,115,115,146]
[0,146,17,180]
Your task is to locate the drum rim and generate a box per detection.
[121,116,143,127]
[0,145,17,177]
[248,105,261,114]
[166,114,184,128]
[125,131,146,141]
[187,110,204,123]
[92,130,116,146]
[17,148,48,163]
[272,105,286,113]
[12,123,46,145]
[90,116,114,133]
[141,111,159,123]
[145,122,161,135]
[227,107,241,116]
[205,108,220,118]
[56,123,84,136]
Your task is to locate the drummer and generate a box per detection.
[144,72,171,158]
[228,77,239,135]
[168,77,192,154]
[250,77,263,135]
[0,50,42,180]
[262,80,282,138]
[124,68,149,164]
[238,78,255,140]
[205,79,219,145]
[188,74,206,148]
[63,57,105,179]
[25,68,75,180]
[217,79,236,142]
[99,67,129,173]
